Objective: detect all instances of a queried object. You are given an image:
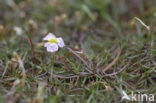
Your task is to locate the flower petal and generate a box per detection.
[46,43,58,52]
[57,37,65,48]
[43,33,56,41]
[44,42,50,47]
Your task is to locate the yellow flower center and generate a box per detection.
[49,38,58,44]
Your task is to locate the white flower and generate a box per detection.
[14,26,23,35]
[43,33,65,52]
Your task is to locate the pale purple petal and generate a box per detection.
[46,43,58,52]
[57,37,65,48]
[44,42,51,47]
[43,33,56,41]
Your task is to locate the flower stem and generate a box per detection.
[66,46,94,74]
[28,37,35,58]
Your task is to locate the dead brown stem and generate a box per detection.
[66,47,94,74]
[102,46,122,73]
[28,37,35,58]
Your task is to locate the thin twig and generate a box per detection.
[51,73,92,79]
[48,71,92,79]
[102,64,128,77]
[66,47,94,74]
[48,64,127,79]
[102,46,122,73]
[28,37,35,58]
[34,72,48,78]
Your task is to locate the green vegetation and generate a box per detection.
[0,0,156,103]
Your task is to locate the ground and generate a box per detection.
[0,0,156,103]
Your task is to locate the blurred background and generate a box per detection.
[0,0,156,43]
